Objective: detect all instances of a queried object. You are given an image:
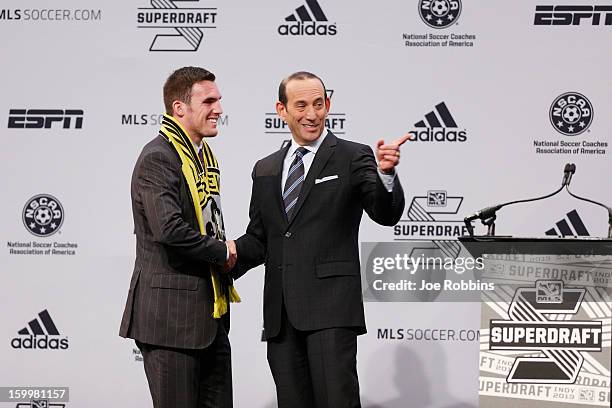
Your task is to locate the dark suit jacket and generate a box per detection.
[119,135,228,349]
[234,132,405,340]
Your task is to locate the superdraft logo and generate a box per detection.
[136,0,217,51]
[393,190,470,240]
[480,277,611,406]
[489,281,602,383]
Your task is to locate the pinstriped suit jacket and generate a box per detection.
[119,135,229,349]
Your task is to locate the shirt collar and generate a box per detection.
[287,128,329,158]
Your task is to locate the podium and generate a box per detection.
[459,237,612,408]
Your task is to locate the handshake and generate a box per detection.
[224,240,237,272]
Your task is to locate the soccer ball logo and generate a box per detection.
[549,92,593,136]
[34,207,53,225]
[419,0,462,29]
[431,0,449,16]
[562,106,580,123]
[22,194,64,237]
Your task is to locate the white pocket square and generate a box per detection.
[315,175,339,184]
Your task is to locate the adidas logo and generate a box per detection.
[545,209,589,237]
[409,102,467,142]
[11,309,69,350]
[278,0,337,36]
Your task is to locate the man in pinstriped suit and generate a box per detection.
[119,67,237,408]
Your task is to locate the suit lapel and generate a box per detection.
[287,131,337,228]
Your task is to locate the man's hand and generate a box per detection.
[224,240,237,272]
[376,133,411,174]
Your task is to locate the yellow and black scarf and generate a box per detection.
[159,114,240,318]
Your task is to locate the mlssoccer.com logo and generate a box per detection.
[545,209,589,237]
[136,0,217,51]
[549,92,593,136]
[278,0,337,36]
[489,280,602,383]
[409,101,467,142]
[419,0,462,29]
[11,310,69,350]
[22,195,64,237]
[121,112,229,127]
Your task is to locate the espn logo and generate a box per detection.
[8,109,83,129]
[534,5,612,26]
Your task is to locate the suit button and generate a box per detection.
[285,232,292,238]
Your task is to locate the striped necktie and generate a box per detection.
[283,147,310,221]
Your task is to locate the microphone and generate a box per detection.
[562,163,576,187]
[464,205,502,223]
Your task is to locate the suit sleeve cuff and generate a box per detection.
[377,169,396,192]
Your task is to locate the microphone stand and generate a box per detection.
[464,164,576,238]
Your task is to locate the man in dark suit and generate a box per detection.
[231,71,408,407]
[119,66,237,408]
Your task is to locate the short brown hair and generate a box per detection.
[278,71,327,105]
[163,66,216,114]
